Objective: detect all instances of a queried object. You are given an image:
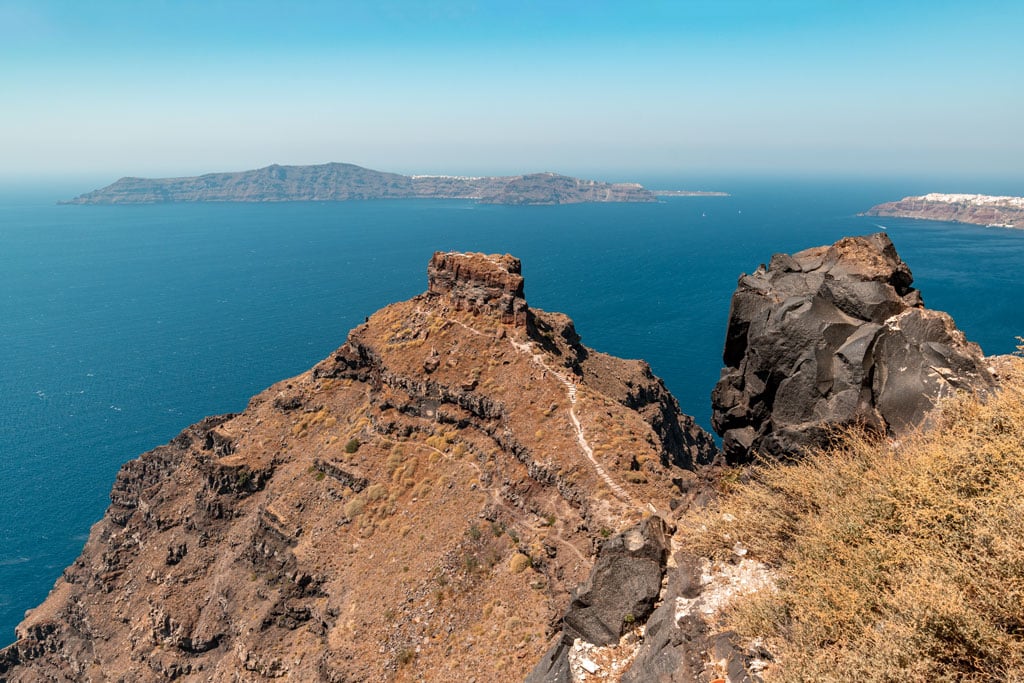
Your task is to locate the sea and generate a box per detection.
[3,175,1023,646]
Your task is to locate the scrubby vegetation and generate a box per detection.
[691,357,1024,681]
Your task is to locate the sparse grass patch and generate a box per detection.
[412,478,432,497]
[509,553,532,573]
[344,496,366,519]
[688,359,1024,681]
[624,471,648,484]
[365,483,388,502]
[292,408,330,437]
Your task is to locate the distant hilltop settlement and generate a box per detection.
[865,192,1024,228]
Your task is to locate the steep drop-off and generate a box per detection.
[0,253,715,682]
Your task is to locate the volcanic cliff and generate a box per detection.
[865,193,1024,228]
[0,253,716,682]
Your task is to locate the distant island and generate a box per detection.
[865,193,1024,228]
[59,163,726,206]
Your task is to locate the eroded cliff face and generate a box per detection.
[0,253,715,682]
[865,193,1024,228]
[711,233,996,463]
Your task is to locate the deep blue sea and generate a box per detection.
[3,176,1024,645]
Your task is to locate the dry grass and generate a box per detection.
[689,358,1024,682]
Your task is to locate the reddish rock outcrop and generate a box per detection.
[426,251,528,326]
[711,233,996,462]
[1,253,715,682]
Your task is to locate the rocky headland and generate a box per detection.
[865,193,1024,228]
[60,164,663,205]
[0,251,718,682]
[2,235,1012,682]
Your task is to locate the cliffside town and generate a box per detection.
[865,193,1024,228]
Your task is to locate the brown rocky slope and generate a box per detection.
[0,252,716,682]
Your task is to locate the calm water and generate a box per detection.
[3,177,1023,645]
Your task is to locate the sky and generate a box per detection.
[1,0,1022,182]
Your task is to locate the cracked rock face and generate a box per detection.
[426,251,529,326]
[711,232,996,463]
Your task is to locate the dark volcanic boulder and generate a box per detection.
[711,233,995,463]
[526,517,669,682]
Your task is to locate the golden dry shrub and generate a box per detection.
[689,357,1024,682]
[509,553,532,574]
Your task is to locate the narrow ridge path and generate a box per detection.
[508,338,637,508]
[439,314,639,508]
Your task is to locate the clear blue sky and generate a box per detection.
[2,0,1022,181]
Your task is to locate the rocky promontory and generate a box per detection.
[865,193,1024,228]
[0,252,717,682]
[60,163,661,205]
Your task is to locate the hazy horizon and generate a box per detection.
[2,1,1022,182]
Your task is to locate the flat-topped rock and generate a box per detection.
[426,251,528,326]
[712,233,996,462]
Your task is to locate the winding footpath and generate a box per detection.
[508,338,637,507]
[433,312,638,508]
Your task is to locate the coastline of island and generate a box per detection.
[864,193,1024,229]
[59,162,729,207]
